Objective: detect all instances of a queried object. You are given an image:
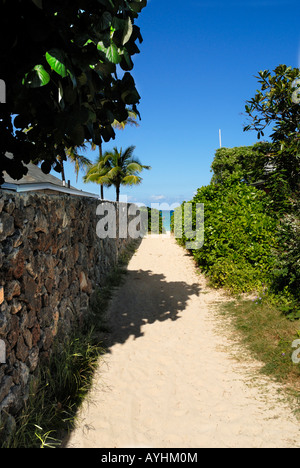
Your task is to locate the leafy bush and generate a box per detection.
[176,177,277,293]
[210,143,271,185]
[270,199,300,318]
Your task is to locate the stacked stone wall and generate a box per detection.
[0,191,135,428]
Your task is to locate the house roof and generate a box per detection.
[3,161,74,187]
[1,153,99,199]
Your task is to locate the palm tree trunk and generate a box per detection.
[60,160,66,183]
[99,143,104,200]
[57,150,66,183]
[116,184,120,202]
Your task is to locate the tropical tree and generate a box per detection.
[106,146,151,201]
[61,146,92,183]
[86,108,139,197]
[0,0,147,184]
[85,145,151,201]
[210,144,270,185]
[83,150,112,199]
[243,65,300,192]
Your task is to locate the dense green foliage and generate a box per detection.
[0,0,147,183]
[176,66,300,308]
[270,200,300,318]
[176,140,299,316]
[211,143,296,213]
[175,177,277,294]
[244,65,300,192]
[243,64,300,317]
[210,144,267,185]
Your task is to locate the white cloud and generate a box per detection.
[150,195,166,201]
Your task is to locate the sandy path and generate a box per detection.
[66,236,300,448]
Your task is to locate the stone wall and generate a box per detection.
[0,191,137,428]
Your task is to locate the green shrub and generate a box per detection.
[270,199,300,318]
[176,177,278,293]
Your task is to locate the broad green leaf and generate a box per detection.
[97,41,106,52]
[83,39,94,47]
[106,43,121,64]
[122,18,133,45]
[33,65,50,86]
[100,11,112,30]
[77,73,87,86]
[45,49,68,78]
[95,60,116,76]
[68,123,85,146]
[97,0,114,7]
[128,0,147,13]
[41,161,52,174]
[23,65,50,88]
[112,17,125,31]
[121,89,140,105]
[98,42,121,64]
[120,48,134,71]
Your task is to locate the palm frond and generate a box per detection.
[112,110,140,131]
[65,146,92,181]
[82,145,150,200]
[122,175,143,186]
[126,162,144,173]
[84,172,112,186]
[121,145,136,162]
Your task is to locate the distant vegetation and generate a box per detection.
[146,207,165,234]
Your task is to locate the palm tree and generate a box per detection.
[84,145,151,201]
[57,145,92,183]
[85,108,140,198]
[83,149,112,199]
[65,146,92,182]
[85,110,142,199]
[103,146,151,202]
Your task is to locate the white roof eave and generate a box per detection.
[1,182,100,199]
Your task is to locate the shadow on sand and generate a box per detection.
[62,243,202,447]
[104,268,202,349]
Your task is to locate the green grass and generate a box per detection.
[0,239,140,448]
[1,330,103,448]
[219,297,300,396]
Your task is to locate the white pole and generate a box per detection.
[219,129,222,148]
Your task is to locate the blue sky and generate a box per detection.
[60,0,300,206]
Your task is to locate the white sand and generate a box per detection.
[66,236,300,448]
